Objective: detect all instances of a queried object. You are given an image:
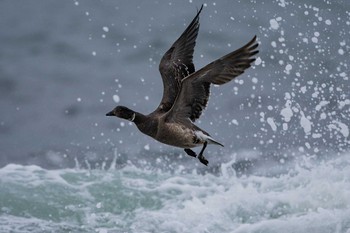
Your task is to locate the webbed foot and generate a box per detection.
[184,148,197,157]
[198,142,209,166]
[198,154,209,166]
[184,145,209,166]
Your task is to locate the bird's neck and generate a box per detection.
[132,112,158,138]
[132,111,147,125]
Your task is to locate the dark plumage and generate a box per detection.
[106,5,259,166]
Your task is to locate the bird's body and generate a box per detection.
[156,120,222,148]
[123,110,221,148]
[106,5,259,165]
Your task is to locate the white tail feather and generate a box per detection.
[208,138,224,147]
[195,131,224,147]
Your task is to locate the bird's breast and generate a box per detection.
[155,123,200,148]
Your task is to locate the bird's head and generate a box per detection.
[106,106,136,122]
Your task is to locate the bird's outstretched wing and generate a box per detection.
[165,36,259,123]
[152,5,203,115]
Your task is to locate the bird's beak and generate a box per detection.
[106,111,114,116]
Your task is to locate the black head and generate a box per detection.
[106,106,136,122]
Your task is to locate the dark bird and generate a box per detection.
[106,5,259,166]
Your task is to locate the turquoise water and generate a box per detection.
[1,152,350,233]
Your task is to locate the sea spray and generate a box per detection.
[1,152,350,232]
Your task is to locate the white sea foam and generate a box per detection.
[300,111,312,135]
[269,18,279,30]
[1,152,350,232]
[267,117,277,131]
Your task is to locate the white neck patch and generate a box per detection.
[130,113,136,122]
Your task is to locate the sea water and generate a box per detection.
[1,152,350,233]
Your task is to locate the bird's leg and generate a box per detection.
[198,142,208,166]
[184,148,197,157]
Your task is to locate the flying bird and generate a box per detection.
[106,5,259,166]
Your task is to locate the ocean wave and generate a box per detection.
[1,152,350,232]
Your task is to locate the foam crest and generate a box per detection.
[1,153,350,232]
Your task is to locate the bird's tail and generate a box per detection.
[207,137,224,147]
[195,130,224,147]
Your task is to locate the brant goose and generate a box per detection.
[106,5,259,166]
